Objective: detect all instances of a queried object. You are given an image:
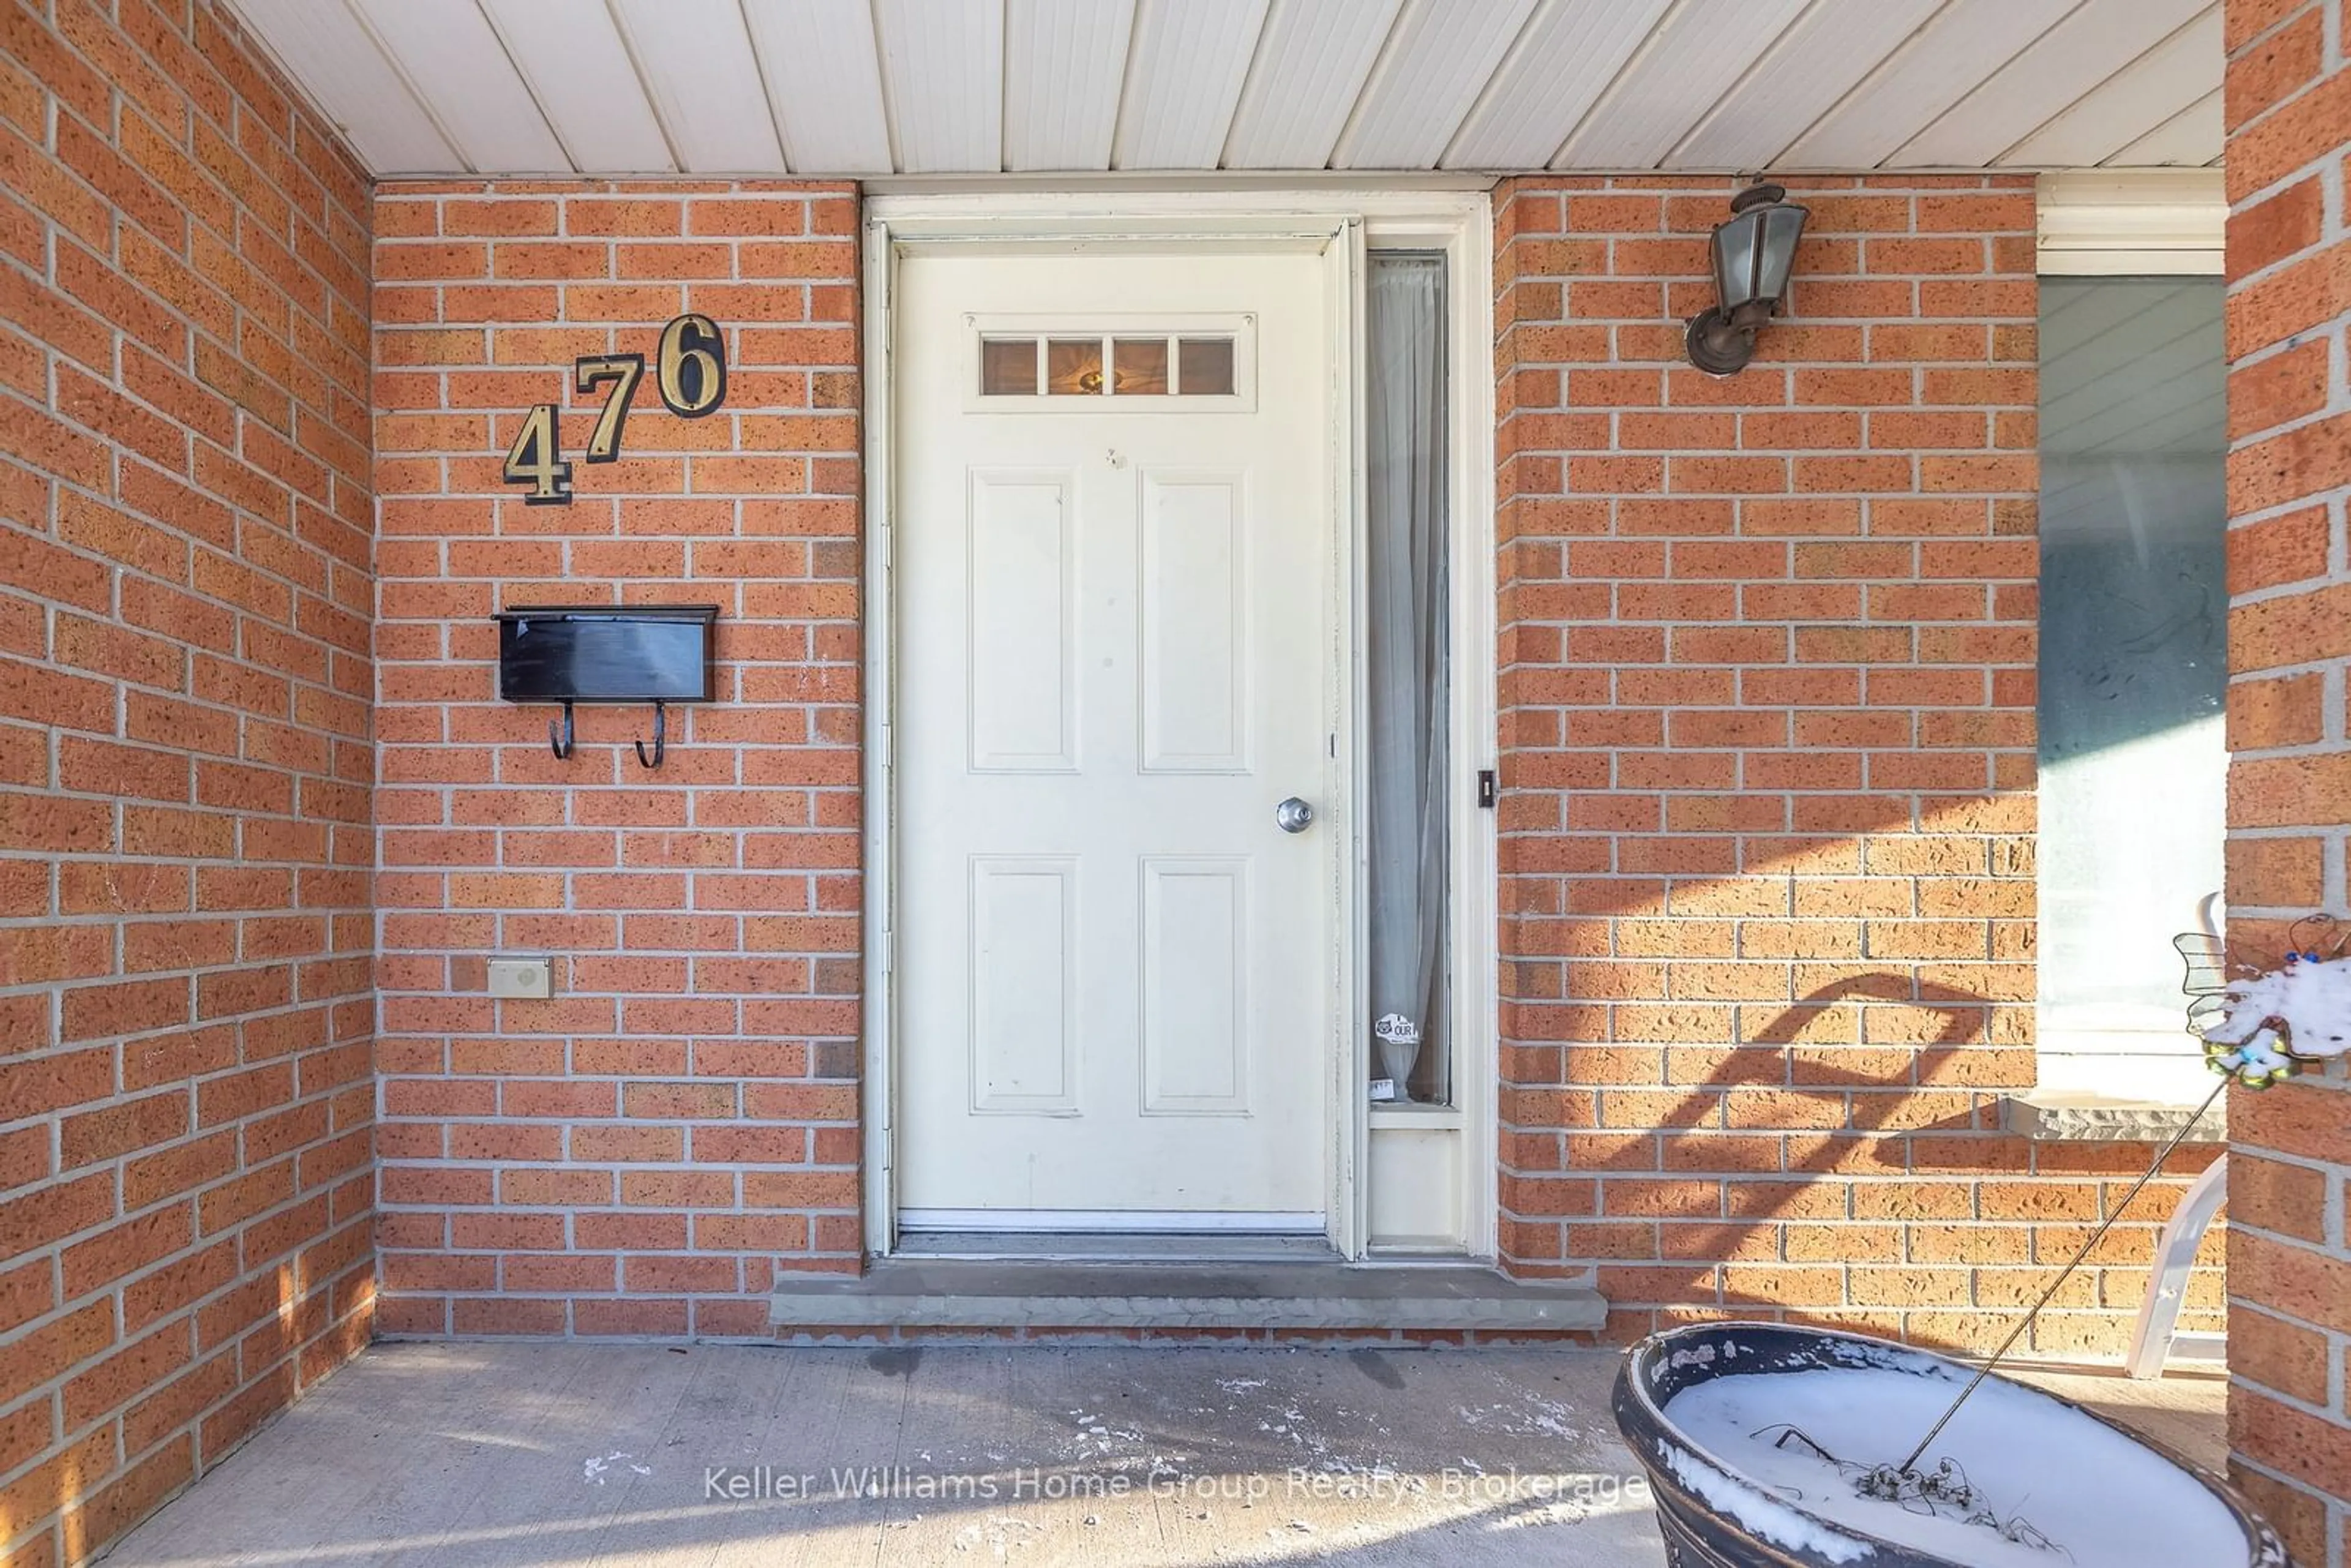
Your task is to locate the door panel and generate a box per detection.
[1138,471,1249,772]
[966,471,1076,771]
[1139,856,1252,1114]
[967,856,1078,1113]
[895,246,1333,1223]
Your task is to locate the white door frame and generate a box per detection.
[861,188,1497,1263]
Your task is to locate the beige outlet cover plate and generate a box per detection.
[487,958,553,999]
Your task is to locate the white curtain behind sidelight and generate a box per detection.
[1365,254,1450,1105]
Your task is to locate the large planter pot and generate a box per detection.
[1612,1322,2290,1568]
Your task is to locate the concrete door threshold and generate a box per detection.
[770,1256,1607,1335]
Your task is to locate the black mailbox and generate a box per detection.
[493,604,718,768]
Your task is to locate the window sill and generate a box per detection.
[2001,1090,2227,1144]
[1369,1104,1464,1131]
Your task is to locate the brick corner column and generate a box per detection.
[2222,1,2351,1562]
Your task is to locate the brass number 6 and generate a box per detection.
[657,312,726,418]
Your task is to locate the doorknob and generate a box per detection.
[1275,797,1313,833]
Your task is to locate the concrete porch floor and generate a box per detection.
[97,1343,2225,1567]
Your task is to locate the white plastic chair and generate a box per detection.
[2124,890,2229,1379]
[2123,1150,2225,1379]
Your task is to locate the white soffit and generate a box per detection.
[1005,0,1139,172]
[1222,0,1407,171]
[2108,91,2222,169]
[1890,0,2211,167]
[743,0,894,175]
[874,0,1005,174]
[223,0,2228,178]
[1441,0,1674,171]
[610,0,786,173]
[1332,0,1537,170]
[351,0,567,173]
[477,0,673,173]
[1779,0,2079,170]
[231,0,456,172]
[2000,7,2224,167]
[1112,0,1270,170]
[1665,0,1943,170]
[1554,0,1811,170]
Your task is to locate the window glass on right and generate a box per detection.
[1365,250,1450,1108]
[2036,277,2226,1097]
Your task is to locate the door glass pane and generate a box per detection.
[1046,339,1104,395]
[980,337,1038,396]
[1176,337,1235,396]
[2037,277,2225,1078]
[1365,254,1450,1106]
[1112,338,1170,395]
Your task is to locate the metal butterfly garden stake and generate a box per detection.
[2177,896,2351,1087]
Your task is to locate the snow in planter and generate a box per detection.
[1662,1365,2249,1568]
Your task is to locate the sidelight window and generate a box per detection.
[1364,252,1452,1108]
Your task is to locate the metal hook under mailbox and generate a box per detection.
[634,700,666,770]
[549,701,576,761]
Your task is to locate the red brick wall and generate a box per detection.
[0,1,376,1561]
[2221,0,2351,1559]
[370,179,861,1340]
[1491,174,2224,1355]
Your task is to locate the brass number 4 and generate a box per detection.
[501,403,571,505]
[574,353,645,463]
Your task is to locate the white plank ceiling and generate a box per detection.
[227,0,2225,178]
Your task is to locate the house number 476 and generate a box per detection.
[501,313,727,505]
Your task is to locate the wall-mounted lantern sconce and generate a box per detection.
[1685,181,1810,376]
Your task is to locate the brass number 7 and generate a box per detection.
[574,353,645,463]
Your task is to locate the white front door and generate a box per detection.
[893,243,1335,1229]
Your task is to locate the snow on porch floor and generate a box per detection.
[97,1342,2224,1567]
